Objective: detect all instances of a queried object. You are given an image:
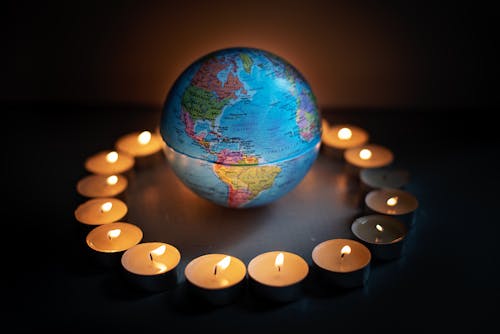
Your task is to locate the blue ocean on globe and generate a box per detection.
[160,47,322,208]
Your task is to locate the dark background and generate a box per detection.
[3,0,499,333]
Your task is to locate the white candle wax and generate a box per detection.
[84,150,134,175]
[76,174,127,198]
[351,214,407,260]
[312,239,371,288]
[360,167,410,189]
[86,222,143,253]
[344,144,394,169]
[248,251,308,302]
[115,131,164,158]
[365,188,418,216]
[74,197,127,226]
[322,123,369,150]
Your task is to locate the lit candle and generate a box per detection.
[247,251,309,303]
[365,188,419,225]
[360,167,410,190]
[84,150,134,175]
[312,239,371,288]
[351,214,407,260]
[74,197,127,227]
[322,122,369,158]
[344,144,394,169]
[115,130,164,167]
[121,242,181,292]
[86,222,143,267]
[76,174,128,198]
[184,254,246,305]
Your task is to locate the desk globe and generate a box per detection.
[160,47,321,208]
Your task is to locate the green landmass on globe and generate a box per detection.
[161,47,322,208]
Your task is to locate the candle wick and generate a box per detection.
[213,266,217,276]
[341,253,345,258]
[278,265,281,272]
[149,253,153,262]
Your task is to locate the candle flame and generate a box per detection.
[138,131,152,145]
[275,252,284,271]
[153,261,167,273]
[340,245,351,257]
[217,256,231,271]
[106,151,119,163]
[359,148,372,160]
[107,228,121,240]
[338,127,352,140]
[100,201,113,213]
[150,245,167,257]
[376,224,384,232]
[386,196,399,207]
[106,175,118,185]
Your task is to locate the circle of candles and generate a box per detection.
[121,242,181,292]
[312,239,371,288]
[365,188,419,225]
[115,131,164,165]
[360,167,410,190]
[74,197,127,226]
[322,123,369,151]
[76,174,128,198]
[351,214,407,260]
[344,144,394,169]
[86,222,143,267]
[84,150,135,175]
[184,254,247,305]
[247,251,309,303]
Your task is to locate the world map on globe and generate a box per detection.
[161,47,322,208]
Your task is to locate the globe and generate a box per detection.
[160,47,322,208]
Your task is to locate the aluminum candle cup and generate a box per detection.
[121,242,181,292]
[312,239,371,288]
[184,254,246,305]
[344,144,394,177]
[365,188,419,225]
[115,130,164,168]
[76,174,127,199]
[86,222,143,267]
[247,251,309,303]
[84,150,135,176]
[321,122,369,159]
[351,215,407,260]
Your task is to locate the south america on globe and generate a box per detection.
[160,47,322,208]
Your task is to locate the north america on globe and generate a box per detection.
[161,47,322,208]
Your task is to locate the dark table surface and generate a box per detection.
[4,104,498,332]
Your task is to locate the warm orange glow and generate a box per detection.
[150,245,167,257]
[138,131,152,145]
[153,262,167,272]
[100,201,113,213]
[386,196,399,207]
[107,228,121,240]
[340,245,352,257]
[106,175,118,186]
[214,255,231,275]
[376,224,384,232]
[275,252,284,271]
[359,148,372,160]
[106,151,119,163]
[321,119,330,131]
[338,127,352,140]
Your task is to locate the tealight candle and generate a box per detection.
[247,251,309,303]
[74,197,128,227]
[115,130,164,167]
[76,174,128,199]
[365,188,419,225]
[351,214,407,260]
[184,254,246,305]
[84,150,134,175]
[312,239,371,288]
[121,242,181,292]
[344,144,394,170]
[86,222,143,267]
[322,122,369,158]
[360,167,410,190]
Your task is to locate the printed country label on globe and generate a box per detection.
[161,47,322,208]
